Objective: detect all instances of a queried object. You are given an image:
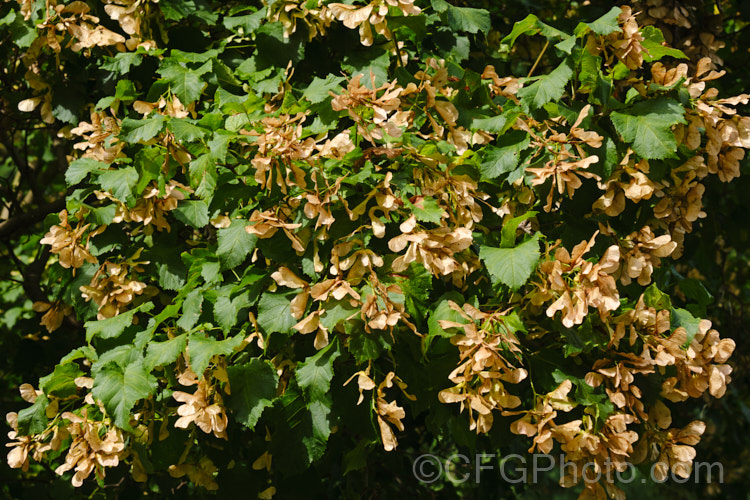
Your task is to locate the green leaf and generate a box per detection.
[147,244,187,291]
[671,307,702,346]
[120,115,166,143]
[343,440,373,475]
[575,7,622,36]
[257,292,297,336]
[173,200,210,228]
[39,363,83,398]
[140,303,181,348]
[223,9,266,34]
[610,98,686,159]
[500,14,567,46]
[432,0,490,34]
[518,60,574,111]
[97,167,139,204]
[395,263,433,325]
[169,118,208,142]
[66,158,104,186]
[678,278,713,305]
[188,154,218,200]
[347,330,385,363]
[427,291,468,339]
[501,14,540,46]
[187,332,243,376]
[555,35,576,54]
[217,219,257,269]
[500,211,537,248]
[471,114,513,133]
[643,283,671,310]
[256,22,306,66]
[296,340,342,400]
[407,197,445,224]
[576,45,602,95]
[92,359,158,429]
[480,233,541,290]
[226,359,278,429]
[479,130,531,180]
[16,393,49,435]
[214,288,251,333]
[302,75,345,104]
[641,26,688,62]
[85,302,155,342]
[177,289,204,331]
[101,52,143,75]
[91,346,140,375]
[145,334,188,370]
[319,300,358,331]
[271,384,329,473]
[157,59,210,103]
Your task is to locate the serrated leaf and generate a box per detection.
[501,14,541,46]
[257,292,297,335]
[91,345,140,375]
[480,233,541,290]
[641,26,688,62]
[101,52,143,75]
[147,244,187,291]
[177,289,203,331]
[427,291,468,339]
[500,211,537,248]
[97,167,139,204]
[16,393,49,435]
[217,219,257,269]
[169,118,207,142]
[302,75,345,104]
[214,288,250,333]
[157,59,209,103]
[226,359,278,429]
[85,302,155,342]
[187,332,243,376]
[518,60,574,111]
[188,154,218,200]
[66,158,104,186]
[501,14,568,46]
[643,283,672,310]
[471,114,509,133]
[92,360,157,429]
[555,35,576,54]
[39,363,82,398]
[575,7,622,36]
[671,307,702,346]
[395,263,433,325]
[296,340,342,400]
[145,334,187,370]
[409,197,445,223]
[223,9,266,34]
[271,385,329,473]
[119,115,166,143]
[432,0,490,34]
[201,261,222,284]
[610,98,686,159]
[319,301,358,331]
[173,200,209,228]
[479,130,531,180]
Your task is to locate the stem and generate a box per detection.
[391,31,404,68]
[527,40,550,79]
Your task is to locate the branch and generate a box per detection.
[0,198,65,241]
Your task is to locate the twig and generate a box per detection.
[0,198,64,240]
[527,40,549,79]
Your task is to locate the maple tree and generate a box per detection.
[1,1,750,498]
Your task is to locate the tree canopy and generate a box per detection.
[2,1,750,499]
